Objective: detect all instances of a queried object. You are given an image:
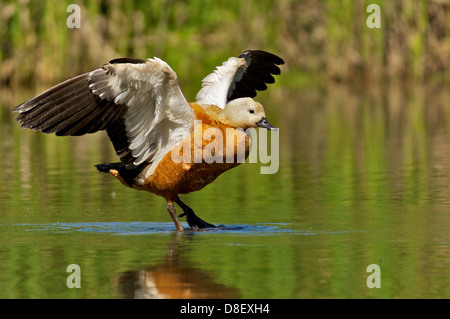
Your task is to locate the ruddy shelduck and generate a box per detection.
[14,50,284,231]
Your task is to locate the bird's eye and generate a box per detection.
[249,109,255,114]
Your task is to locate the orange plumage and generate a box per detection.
[137,103,250,201]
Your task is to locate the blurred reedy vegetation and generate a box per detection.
[0,0,449,92]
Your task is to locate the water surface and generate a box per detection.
[1,85,449,298]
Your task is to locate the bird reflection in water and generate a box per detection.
[115,233,240,299]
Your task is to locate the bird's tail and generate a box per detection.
[95,162,146,188]
[95,162,122,174]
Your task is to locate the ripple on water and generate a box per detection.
[13,221,362,236]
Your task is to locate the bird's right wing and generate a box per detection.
[14,58,195,172]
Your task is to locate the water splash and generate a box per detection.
[13,221,361,236]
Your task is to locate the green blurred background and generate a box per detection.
[1,0,449,92]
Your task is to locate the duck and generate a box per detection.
[14,50,284,231]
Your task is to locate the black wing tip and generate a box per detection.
[108,58,146,65]
[228,49,284,101]
[12,103,23,113]
[13,107,22,114]
[239,49,285,66]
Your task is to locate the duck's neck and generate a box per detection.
[189,103,236,129]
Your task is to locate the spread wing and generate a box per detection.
[14,57,195,173]
[195,50,284,109]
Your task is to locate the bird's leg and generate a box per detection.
[167,201,184,231]
[175,196,216,229]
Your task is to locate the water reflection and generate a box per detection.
[276,83,450,213]
[115,233,240,299]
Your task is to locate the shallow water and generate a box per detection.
[1,84,449,298]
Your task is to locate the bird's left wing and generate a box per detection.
[195,50,284,108]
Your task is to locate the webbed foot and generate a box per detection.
[175,196,216,229]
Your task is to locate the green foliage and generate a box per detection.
[0,0,449,89]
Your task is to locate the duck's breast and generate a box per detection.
[141,121,250,200]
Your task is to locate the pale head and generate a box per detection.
[220,97,276,130]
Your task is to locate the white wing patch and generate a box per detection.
[88,58,194,176]
[195,57,246,109]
